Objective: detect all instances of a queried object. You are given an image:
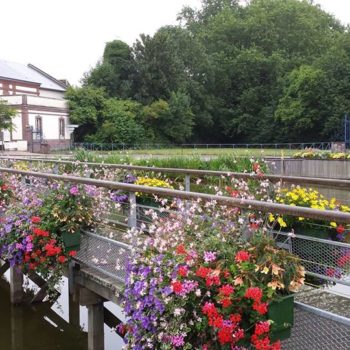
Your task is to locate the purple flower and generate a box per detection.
[125,174,137,184]
[110,191,128,203]
[69,186,79,196]
[204,251,217,263]
[84,185,98,197]
[171,335,185,347]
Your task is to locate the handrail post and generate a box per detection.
[184,174,191,192]
[53,162,59,174]
[128,192,137,229]
[10,266,23,304]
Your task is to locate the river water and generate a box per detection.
[0,273,125,350]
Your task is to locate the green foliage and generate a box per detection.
[84,40,135,98]
[65,86,107,141]
[0,100,15,131]
[92,99,146,144]
[275,65,328,141]
[39,184,94,235]
[74,0,350,144]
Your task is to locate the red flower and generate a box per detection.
[178,265,188,277]
[176,244,187,255]
[244,287,263,302]
[211,315,224,328]
[337,253,350,267]
[217,325,233,345]
[219,284,234,297]
[57,256,66,264]
[205,275,221,287]
[171,281,183,294]
[233,328,245,341]
[337,225,345,234]
[229,313,242,323]
[253,302,268,315]
[254,322,270,335]
[226,186,240,198]
[33,228,49,237]
[220,298,232,308]
[249,222,260,230]
[44,243,62,256]
[196,266,211,278]
[326,268,336,277]
[69,250,77,257]
[253,163,260,172]
[202,302,218,318]
[235,250,250,263]
[223,269,231,278]
[31,216,41,224]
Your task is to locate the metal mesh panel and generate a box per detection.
[282,306,350,349]
[273,231,350,285]
[75,231,130,283]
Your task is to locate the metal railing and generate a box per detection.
[1,157,350,190]
[2,167,350,223]
[2,165,349,349]
[72,142,334,151]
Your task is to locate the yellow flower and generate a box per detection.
[262,266,270,274]
[277,217,287,228]
[330,222,337,228]
[268,213,275,223]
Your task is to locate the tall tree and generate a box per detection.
[84,40,135,98]
[65,86,107,141]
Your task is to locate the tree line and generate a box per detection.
[67,0,350,145]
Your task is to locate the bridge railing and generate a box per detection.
[71,142,334,151]
[1,156,350,191]
[0,168,350,284]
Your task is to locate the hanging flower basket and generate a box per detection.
[61,231,81,253]
[268,293,294,342]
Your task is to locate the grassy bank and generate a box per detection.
[75,147,293,158]
[74,149,269,173]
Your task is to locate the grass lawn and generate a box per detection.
[92,147,296,158]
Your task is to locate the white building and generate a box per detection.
[0,60,73,151]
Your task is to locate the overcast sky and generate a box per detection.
[2,0,350,86]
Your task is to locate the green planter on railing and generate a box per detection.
[136,196,160,208]
[61,231,81,253]
[268,294,294,342]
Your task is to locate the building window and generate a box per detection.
[59,118,65,138]
[35,116,42,139]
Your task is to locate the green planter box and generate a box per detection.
[136,196,160,208]
[61,231,81,253]
[268,294,294,342]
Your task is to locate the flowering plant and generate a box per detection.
[272,186,350,242]
[39,183,95,236]
[0,213,76,299]
[123,201,304,350]
[293,151,350,160]
[135,176,173,192]
[0,177,12,209]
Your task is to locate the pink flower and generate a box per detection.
[171,335,185,347]
[69,186,79,196]
[204,251,217,263]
